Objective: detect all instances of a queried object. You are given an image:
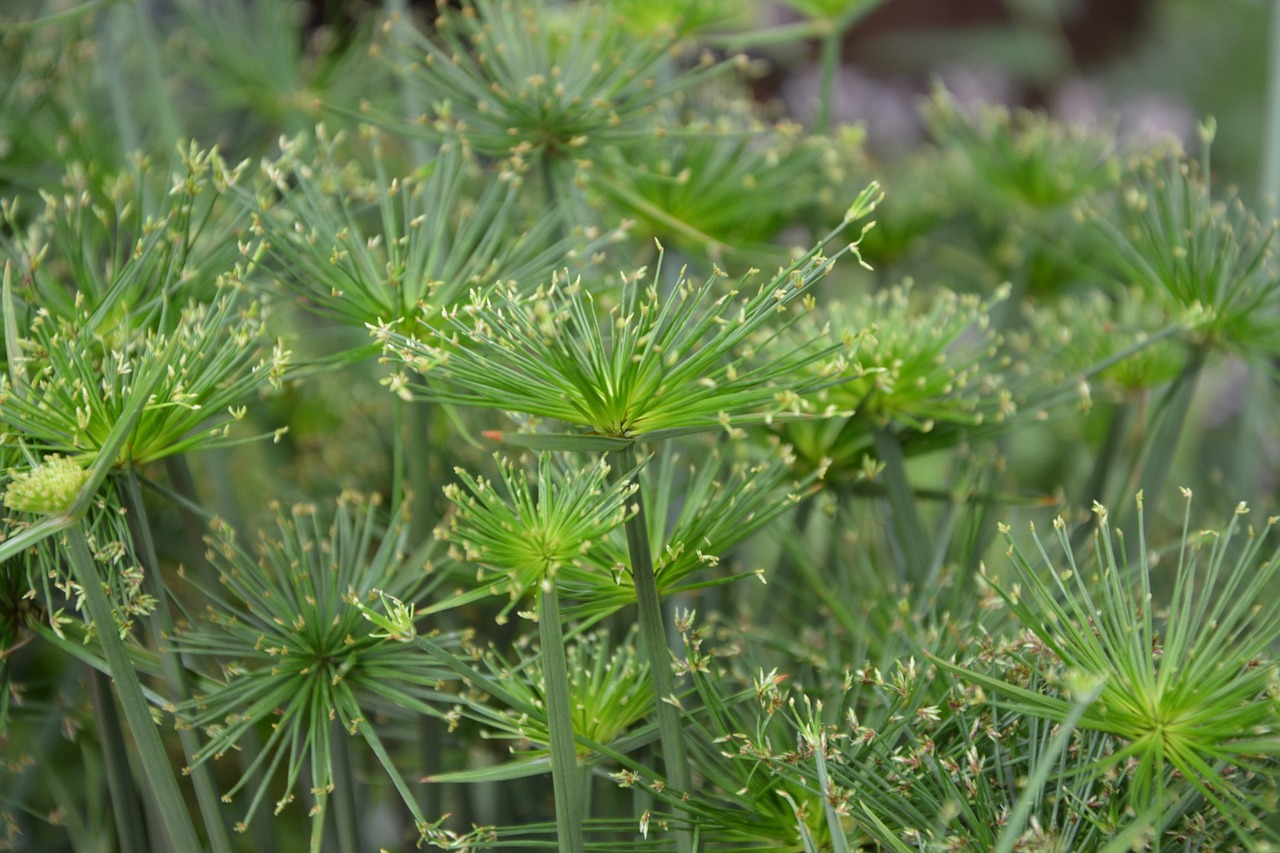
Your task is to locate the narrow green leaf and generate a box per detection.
[486,432,635,452]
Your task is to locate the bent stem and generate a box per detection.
[538,580,586,853]
[65,522,203,853]
[608,448,692,853]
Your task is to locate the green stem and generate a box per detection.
[871,425,931,585]
[1263,0,1280,206]
[1230,362,1266,506]
[99,6,140,156]
[329,724,360,853]
[1070,398,1136,551]
[119,470,235,853]
[385,0,434,168]
[89,667,149,853]
[541,155,567,243]
[162,456,217,588]
[395,396,454,826]
[538,582,585,853]
[816,21,841,134]
[1121,352,1204,532]
[608,449,692,853]
[65,523,203,853]
[578,763,594,824]
[406,399,435,540]
[391,394,407,518]
[127,0,182,155]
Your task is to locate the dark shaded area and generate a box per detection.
[848,0,1150,68]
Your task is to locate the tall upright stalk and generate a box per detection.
[537,581,586,853]
[1263,0,1280,206]
[120,0,181,155]
[816,20,841,134]
[608,448,692,852]
[119,470,235,853]
[64,523,203,853]
[329,724,360,853]
[871,426,931,585]
[1070,399,1137,550]
[1119,352,1204,532]
[89,668,148,853]
[382,4,451,816]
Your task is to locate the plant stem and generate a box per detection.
[119,469,235,853]
[1070,398,1136,550]
[65,523,203,853]
[608,448,692,853]
[406,399,436,540]
[537,581,585,853]
[126,0,182,155]
[1263,0,1280,206]
[541,155,567,243]
[1121,351,1204,531]
[329,723,360,853]
[89,667,149,853]
[162,457,217,589]
[99,7,139,156]
[871,425,931,585]
[386,0,434,168]
[382,0,451,815]
[394,396,456,827]
[816,20,842,134]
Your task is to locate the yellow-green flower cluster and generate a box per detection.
[2,455,88,515]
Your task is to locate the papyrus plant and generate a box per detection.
[373,187,878,848]
[434,451,636,851]
[935,492,1280,848]
[178,492,459,852]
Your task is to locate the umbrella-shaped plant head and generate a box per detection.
[251,126,603,346]
[178,492,458,851]
[437,452,635,622]
[0,144,284,473]
[381,0,732,168]
[934,491,1280,848]
[375,183,882,443]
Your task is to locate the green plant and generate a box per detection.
[4,2,1280,851]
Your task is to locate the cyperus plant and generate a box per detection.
[178,492,459,852]
[8,0,1280,850]
[434,451,637,851]
[936,491,1280,848]
[373,185,878,850]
